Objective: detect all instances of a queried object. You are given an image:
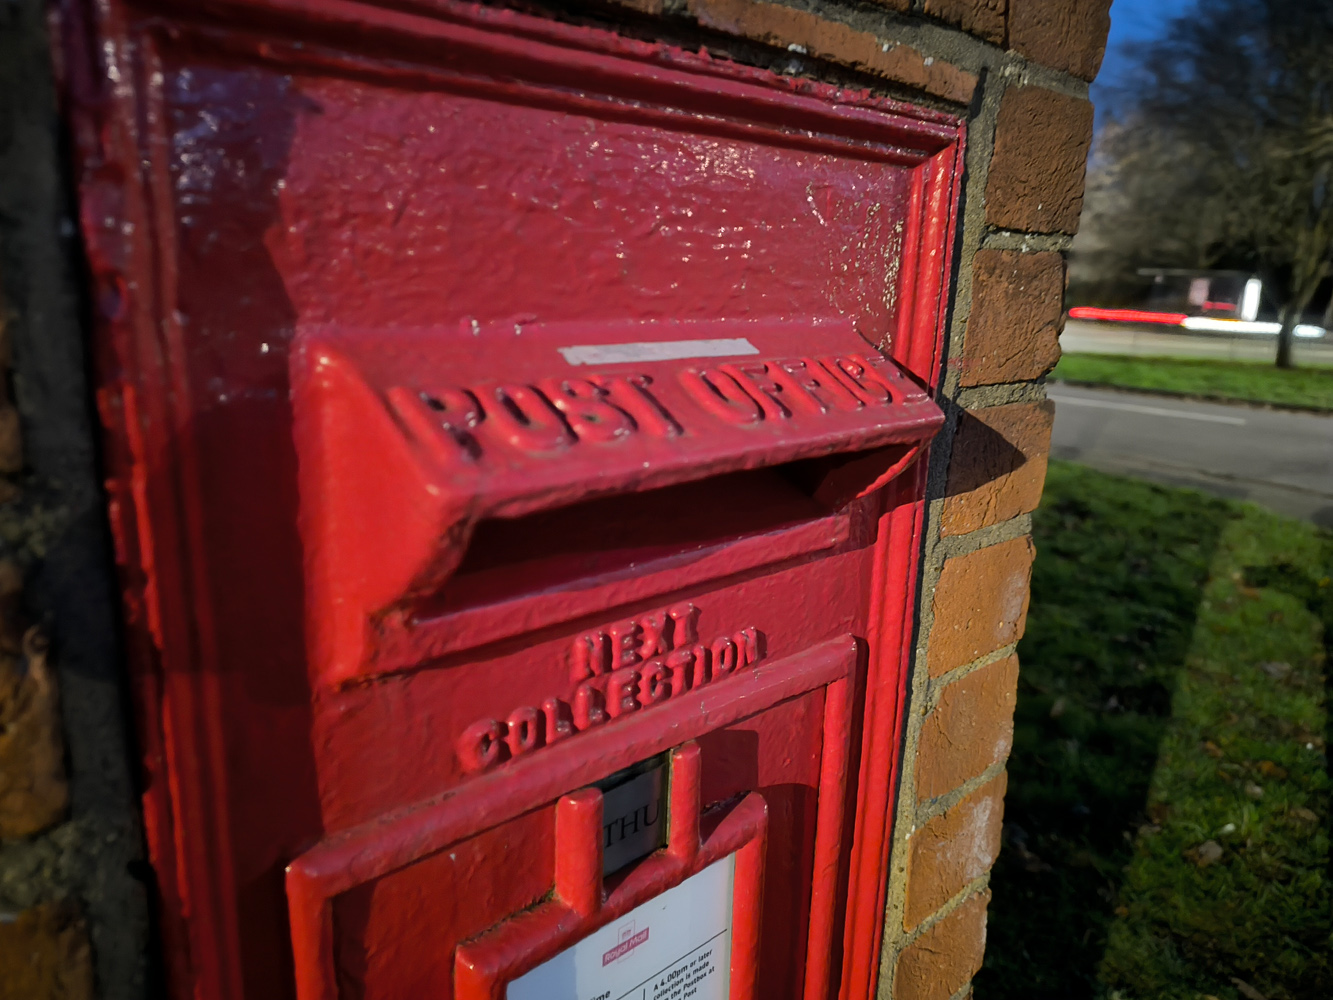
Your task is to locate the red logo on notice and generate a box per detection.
[602,928,649,966]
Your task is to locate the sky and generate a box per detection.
[1093,0,1199,123]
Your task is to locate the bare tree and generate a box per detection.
[1085,0,1333,367]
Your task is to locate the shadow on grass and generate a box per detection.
[975,462,1235,998]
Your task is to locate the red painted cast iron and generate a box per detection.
[56,0,965,997]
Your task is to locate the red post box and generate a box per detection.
[60,2,964,999]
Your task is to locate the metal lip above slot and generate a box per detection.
[365,509,851,675]
[292,318,944,686]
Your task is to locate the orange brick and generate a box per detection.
[0,404,23,475]
[916,656,1018,800]
[905,774,1006,928]
[985,87,1094,234]
[1009,0,1113,80]
[686,0,977,104]
[958,250,1064,387]
[856,0,913,12]
[923,0,1006,45]
[941,401,1055,535]
[927,536,1034,676]
[0,902,93,1000]
[0,625,67,838]
[895,890,990,1000]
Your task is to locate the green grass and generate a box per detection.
[1052,354,1333,411]
[976,462,1331,1000]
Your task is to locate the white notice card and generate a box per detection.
[507,854,735,1000]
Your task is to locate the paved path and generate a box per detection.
[1062,320,1333,367]
[1048,384,1333,527]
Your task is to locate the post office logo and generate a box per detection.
[604,922,649,966]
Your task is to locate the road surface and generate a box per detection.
[1062,319,1333,367]
[1048,384,1333,527]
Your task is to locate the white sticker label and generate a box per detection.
[557,339,759,366]
[507,855,735,1000]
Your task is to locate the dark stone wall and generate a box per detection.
[0,1,151,997]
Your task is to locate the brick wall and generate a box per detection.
[586,1,1107,996]
[879,8,1104,999]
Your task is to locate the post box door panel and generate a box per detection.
[290,636,856,1000]
[62,1,965,999]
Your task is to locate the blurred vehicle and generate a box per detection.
[1069,268,1329,338]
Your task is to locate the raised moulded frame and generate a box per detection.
[58,2,966,999]
[454,743,766,1000]
[287,635,857,1000]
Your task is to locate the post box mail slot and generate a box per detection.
[292,318,943,687]
[63,1,965,998]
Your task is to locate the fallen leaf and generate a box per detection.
[1203,740,1224,758]
[1290,807,1319,823]
[1244,782,1264,800]
[1013,843,1052,874]
[1256,760,1288,780]
[1187,840,1224,867]
[1049,696,1067,719]
[1005,827,1053,873]
[1258,660,1291,679]
[1114,905,1129,917]
[1230,977,1268,1000]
